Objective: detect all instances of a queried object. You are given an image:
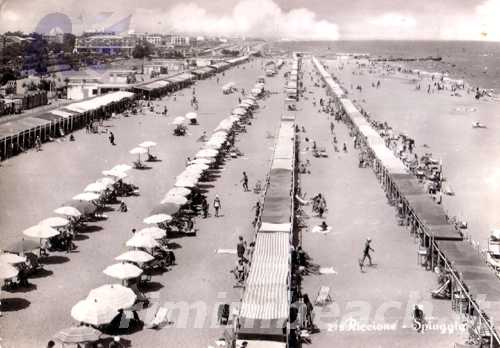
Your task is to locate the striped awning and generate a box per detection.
[241,232,289,320]
[240,284,288,320]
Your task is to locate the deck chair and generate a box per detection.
[315,286,333,306]
[146,307,169,329]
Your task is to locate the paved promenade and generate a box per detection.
[295,59,465,347]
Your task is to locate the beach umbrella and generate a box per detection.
[5,239,40,254]
[139,141,157,148]
[185,112,197,120]
[166,187,191,197]
[54,326,102,345]
[54,206,82,217]
[161,195,188,205]
[188,163,209,172]
[0,253,26,264]
[129,147,147,155]
[240,101,253,109]
[96,177,116,187]
[245,95,257,101]
[103,262,143,280]
[84,182,108,193]
[136,227,166,240]
[251,88,262,96]
[242,98,256,105]
[73,192,100,201]
[71,299,117,326]
[39,217,70,228]
[150,202,180,216]
[255,82,265,89]
[196,148,218,158]
[0,262,19,280]
[172,116,186,125]
[205,140,223,150]
[215,119,234,132]
[174,176,198,188]
[143,213,172,224]
[63,200,97,216]
[88,284,137,310]
[116,250,155,263]
[126,234,160,249]
[102,170,127,179]
[111,164,132,173]
[232,107,247,116]
[23,225,60,239]
[211,131,228,139]
[189,157,213,165]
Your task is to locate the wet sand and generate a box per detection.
[0,60,287,347]
[326,58,500,248]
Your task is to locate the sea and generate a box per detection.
[269,40,500,91]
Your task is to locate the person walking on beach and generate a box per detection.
[237,236,247,261]
[252,201,261,226]
[241,172,249,191]
[109,132,116,146]
[213,195,222,217]
[360,238,374,269]
[343,142,348,152]
[35,136,42,151]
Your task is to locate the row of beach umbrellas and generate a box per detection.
[66,85,264,330]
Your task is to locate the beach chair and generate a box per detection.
[315,286,332,306]
[146,306,169,329]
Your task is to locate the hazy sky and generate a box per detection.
[1,0,499,40]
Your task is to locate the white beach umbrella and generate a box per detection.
[111,164,132,173]
[172,116,186,125]
[0,262,19,280]
[103,262,143,280]
[71,299,117,326]
[96,177,116,187]
[211,131,228,139]
[0,253,26,265]
[84,182,108,193]
[143,214,172,224]
[115,250,155,263]
[242,98,256,105]
[166,187,191,197]
[54,206,82,217]
[139,141,157,148]
[87,284,137,310]
[73,192,100,201]
[232,107,247,116]
[185,112,197,120]
[161,195,188,205]
[251,88,262,96]
[188,163,209,172]
[102,170,127,179]
[126,234,160,249]
[39,217,70,228]
[174,177,198,188]
[196,148,219,158]
[23,225,60,239]
[129,147,147,155]
[136,227,166,240]
[189,157,213,165]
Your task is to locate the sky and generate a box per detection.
[1,0,500,41]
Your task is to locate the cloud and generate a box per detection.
[368,13,417,28]
[438,0,500,41]
[155,0,340,40]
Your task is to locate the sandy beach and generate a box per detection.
[290,59,464,347]
[0,59,287,347]
[325,58,500,248]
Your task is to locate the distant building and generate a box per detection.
[144,34,162,46]
[75,34,137,56]
[43,33,64,45]
[169,35,190,47]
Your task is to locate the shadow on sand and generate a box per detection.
[0,297,31,311]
